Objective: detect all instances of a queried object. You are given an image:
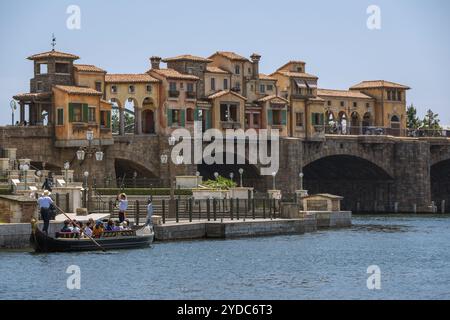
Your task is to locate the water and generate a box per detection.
[1,215,450,300]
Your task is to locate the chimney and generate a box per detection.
[150,56,161,70]
[250,53,261,80]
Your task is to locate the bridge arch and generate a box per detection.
[303,155,394,212]
[431,159,450,212]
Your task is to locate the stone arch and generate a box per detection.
[303,155,394,212]
[142,97,156,134]
[124,97,139,134]
[350,111,361,135]
[338,111,348,134]
[114,157,160,187]
[390,114,401,136]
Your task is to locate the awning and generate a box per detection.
[305,79,317,89]
[294,79,317,89]
[294,79,307,88]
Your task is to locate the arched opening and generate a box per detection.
[389,115,401,136]
[124,98,137,134]
[304,155,393,212]
[338,111,348,134]
[431,159,450,213]
[197,153,266,192]
[350,112,360,135]
[142,97,155,134]
[362,112,372,134]
[109,99,121,135]
[114,158,160,188]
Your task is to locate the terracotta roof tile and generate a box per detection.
[27,50,80,60]
[208,90,247,101]
[162,54,212,63]
[150,68,199,81]
[53,85,102,96]
[206,66,230,74]
[257,95,288,103]
[105,74,159,83]
[74,64,106,73]
[317,89,374,99]
[273,70,318,79]
[13,92,52,101]
[209,51,249,62]
[350,80,410,90]
[259,73,277,81]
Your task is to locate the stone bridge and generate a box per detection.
[2,126,450,213]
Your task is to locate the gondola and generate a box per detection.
[30,219,154,253]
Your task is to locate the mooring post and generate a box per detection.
[263,198,266,219]
[236,198,240,220]
[442,200,446,214]
[374,200,378,213]
[189,198,193,222]
[135,200,140,226]
[394,202,399,214]
[162,199,166,224]
[176,199,179,223]
[413,203,417,214]
[207,199,211,221]
[230,198,234,220]
[213,199,217,221]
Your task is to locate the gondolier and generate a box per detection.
[117,193,128,223]
[37,190,53,234]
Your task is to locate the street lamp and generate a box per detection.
[299,172,304,190]
[83,171,89,208]
[196,171,201,187]
[229,172,234,182]
[19,163,30,190]
[214,172,219,180]
[162,135,178,217]
[238,168,244,187]
[272,171,277,190]
[64,161,70,183]
[76,130,104,212]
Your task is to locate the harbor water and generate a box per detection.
[1,215,449,300]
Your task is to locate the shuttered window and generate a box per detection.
[69,103,83,122]
[57,108,64,126]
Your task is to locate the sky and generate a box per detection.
[0,0,449,124]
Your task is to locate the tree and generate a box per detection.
[421,109,442,136]
[111,110,135,134]
[406,104,422,129]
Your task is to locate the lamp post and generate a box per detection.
[229,172,234,182]
[272,171,277,190]
[161,135,177,217]
[238,168,244,187]
[82,171,89,208]
[19,163,30,191]
[64,161,70,183]
[133,171,138,188]
[299,172,304,190]
[214,172,219,180]
[76,130,104,213]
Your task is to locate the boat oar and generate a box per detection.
[52,204,107,252]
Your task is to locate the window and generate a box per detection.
[248,67,252,75]
[100,110,111,128]
[272,110,283,125]
[224,79,228,90]
[38,63,48,74]
[187,83,194,92]
[296,87,302,95]
[387,90,392,100]
[260,84,266,93]
[327,101,332,106]
[397,91,402,101]
[180,82,184,90]
[340,101,345,107]
[95,81,102,93]
[311,113,324,126]
[169,82,177,91]
[111,85,117,94]
[353,102,358,108]
[186,108,194,122]
[36,82,43,92]
[235,82,241,92]
[220,104,238,122]
[296,113,304,127]
[57,109,64,126]
[253,114,259,126]
[297,67,303,72]
[187,68,194,74]
[235,65,240,75]
[88,107,96,122]
[172,110,180,125]
[146,85,152,93]
[267,85,273,91]
[128,85,135,93]
[307,88,313,95]
[55,63,69,74]
[69,103,83,122]
[211,78,216,91]
[366,103,370,108]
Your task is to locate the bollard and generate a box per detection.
[162,199,166,224]
[236,198,240,220]
[374,200,378,213]
[269,198,273,220]
[442,200,446,214]
[252,198,255,220]
[230,198,234,220]
[66,193,70,213]
[176,199,179,223]
[263,199,266,219]
[213,199,217,221]
[135,200,140,226]
[189,198,193,223]
[356,201,361,213]
[207,199,211,221]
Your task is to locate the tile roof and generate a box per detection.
[53,85,102,96]
[162,54,212,63]
[209,51,249,62]
[105,74,159,83]
[27,50,80,60]
[272,70,318,79]
[350,80,410,90]
[208,90,247,101]
[150,68,199,81]
[257,95,288,103]
[13,92,52,101]
[317,89,374,99]
[206,66,230,74]
[74,64,106,73]
[276,60,306,71]
[259,73,277,81]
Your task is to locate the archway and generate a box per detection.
[338,111,348,134]
[142,97,156,134]
[109,98,121,135]
[304,155,394,212]
[389,115,401,136]
[350,112,360,135]
[362,112,372,134]
[431,159,450,213]
[114,158,160,188]
[124,98,138,134]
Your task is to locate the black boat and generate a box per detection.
[30,219,154,253]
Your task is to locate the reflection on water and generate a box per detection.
[1,215,450,300]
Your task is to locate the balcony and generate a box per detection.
[186,91,196,100]
[221,121,241,129]
[168,90,180,98]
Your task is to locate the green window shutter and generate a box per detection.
[82,104,89,122]
[281,110,287,125]
[180,109,186,127]
[106,111,111,128]
[268,110,273,125]
[69,103,74,122]
[320,113,324,125]
[167,108,172,127]
[194,108,199,121]
[205,110,211,129]
[311,113,316,126]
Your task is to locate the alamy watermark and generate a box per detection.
[367,5,381,30]
[66,5,81,30]
[169,122,280,176]
[66,265,81,290]
[367,265,381,290]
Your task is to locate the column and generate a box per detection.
[136,108,142,135]
[119,108,125,136]
[19,102,25,123]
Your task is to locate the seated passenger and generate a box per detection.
[122,220,129,230]
[72,222,81,234]
[105,219,114,231]
[83,222,93,237]
[92,221,104,238]
[113,220,123,231]
[61,220,72,233]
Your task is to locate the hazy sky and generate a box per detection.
[0,0,449,124]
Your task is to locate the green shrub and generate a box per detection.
[0,188,12,195]
[96,188,193,196]
[202,176,236,190]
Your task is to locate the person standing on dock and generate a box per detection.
[146,197,154,226]
[117,193,128,223]
[37,190,53,234]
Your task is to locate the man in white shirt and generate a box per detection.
[37,190,53,234]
